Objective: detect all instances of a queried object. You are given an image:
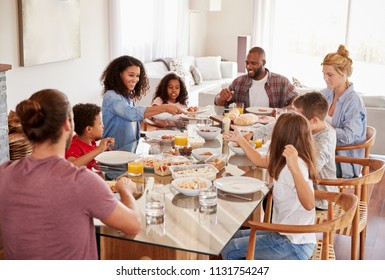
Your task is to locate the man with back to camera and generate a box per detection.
[214,47,299,109]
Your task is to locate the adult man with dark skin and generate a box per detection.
[214,47,298,109]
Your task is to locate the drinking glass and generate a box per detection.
[253,138,263,148]
[127,159,144,176]
[199,185,217,211]
[145,189,165,225]
[174,133,188,149]
[275,108,287,120]
[235,102,245,114]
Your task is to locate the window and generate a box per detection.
[257,0,385,95]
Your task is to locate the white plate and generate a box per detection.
[214,176,265,194]
[95,151,137,165]
[171,177,212,196]
[185,107,209,115]
[246,107,274,115]
[257,115,275,124]
[146,130,180,142]
[152,113,181,121]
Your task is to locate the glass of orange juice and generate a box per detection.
[174,133,188,149]
[127,159,144,176]
[235,102,244,114]
[253,138,263,149]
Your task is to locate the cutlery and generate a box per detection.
[222,193,252,201]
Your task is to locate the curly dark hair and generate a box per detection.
[152,72,188,105]
[72,103,101,136]
[100,55,149,100]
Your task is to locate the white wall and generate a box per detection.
[189,0,252,62]
[0,0,109,112]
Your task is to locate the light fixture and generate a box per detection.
[189,0,222,12]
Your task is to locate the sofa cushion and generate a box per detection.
[195,56,222,80]
[170,57,195,86]
[190,65,203,85]
[360,95,385,108]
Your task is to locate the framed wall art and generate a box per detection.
[18,0,80,66]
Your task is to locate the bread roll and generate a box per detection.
[234,113,259,126]
[228,108,240,121]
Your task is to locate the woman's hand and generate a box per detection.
[282,144,299,171]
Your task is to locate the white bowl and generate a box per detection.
[152,112,180,121]
[196,126,221,139]
[192,147,220,162]
[171,177,212,196]
[228,141,256,155]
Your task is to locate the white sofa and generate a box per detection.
[137,56,237,107]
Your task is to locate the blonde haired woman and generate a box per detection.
[321,45,366,178]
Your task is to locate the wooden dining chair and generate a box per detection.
[316,156,385,260]
[336,126,376,174]
[246,191,358,260]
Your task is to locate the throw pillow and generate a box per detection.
[292,77,307,88]
[195,56,222,81]
[170,57,194,87]
[190,65,203,85]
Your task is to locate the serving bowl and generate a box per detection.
[171,177,212,196]
[196,126,221,139]
[228,141,256,155]
[192,147,221,162]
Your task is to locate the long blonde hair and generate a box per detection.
[321,44,353,88]
[267,112,318,182]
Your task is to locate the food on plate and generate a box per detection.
[161,135,174,140]
[200,129,215,133]
[178,178,207,190]
[207,158,226,171]
[163,149,178,156]
[200,151,213,156]
[143,158,154,168]
[171,165,218,181]
[258,115,274,123]
[258,108,268,112]
[228,108,240,121]
[153,156,191,176]
[187,106,198,112]
[234,113,259,126]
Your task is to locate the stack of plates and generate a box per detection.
[8,133,33,160]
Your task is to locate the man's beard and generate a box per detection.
[248,66,263,79]
[65,122,74,150]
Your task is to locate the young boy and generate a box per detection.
[65,103,114,169]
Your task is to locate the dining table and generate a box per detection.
[94,106,271,260]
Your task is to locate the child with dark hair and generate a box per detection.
[150,72,197,127]
[65,103,114,169]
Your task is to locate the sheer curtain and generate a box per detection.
[252,0,385,95]
[109,0,189,62]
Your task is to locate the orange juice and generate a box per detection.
[238,107,244,114]
[253,139,263,148]
[174,134,188,147]
[127,161,144,176]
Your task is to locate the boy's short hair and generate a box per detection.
[72,103,101,135]
[293,91,328,121]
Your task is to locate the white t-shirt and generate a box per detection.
[272,158,316,245]
[249,73,269,107]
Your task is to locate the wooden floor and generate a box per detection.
[334,174,385,260]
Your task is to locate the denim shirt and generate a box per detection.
[321,84,367,178]
[102,90,146,151]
